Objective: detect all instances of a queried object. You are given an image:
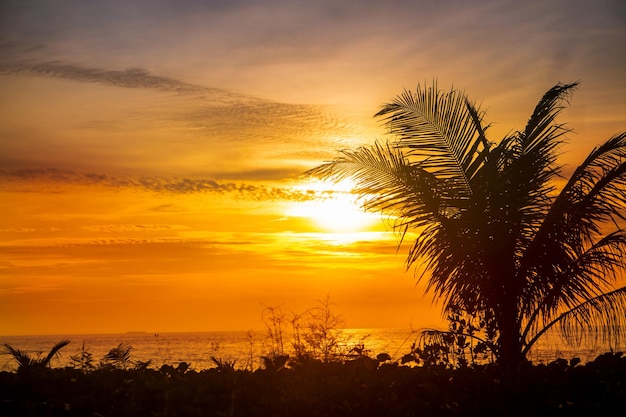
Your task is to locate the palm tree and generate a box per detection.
[307,81,626,367]
[4,340,70,371]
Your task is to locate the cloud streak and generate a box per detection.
[0,55,365,170]
[0,167,318,202]
[0,58,243,101]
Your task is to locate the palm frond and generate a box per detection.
[519,135,626,349]
[417,327,491,347]
[42,339,70,367]
[409,219,484,312]
[523,286,626,355]
[306,142,444,229]
[417,329,450,346]
[3,343,34,367]
[563,133,626,229]
[521,133,626,290]
[497,83,580,262]
[4,340,70,369]
[463,98,493,180]
[103,343,134,370]
[521,229,626,344]
[520,82,578,155]
[375,81,489,194]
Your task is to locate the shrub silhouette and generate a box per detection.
[1,352,624,416]
[68,341,95,372]
[261,296,364,367]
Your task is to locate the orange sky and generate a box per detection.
[1,0,625,335]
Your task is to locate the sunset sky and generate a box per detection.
[1,0,625,336]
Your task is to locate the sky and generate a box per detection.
[1,0,625,336]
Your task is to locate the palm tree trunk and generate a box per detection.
[498,331,525,368]
[495,297,526,368]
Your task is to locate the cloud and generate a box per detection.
[0,167,318,202]
[0,59,229,97]
[0,55,366,164]
[81,224,183,233]
[149,204,180,213]
[178,98,355,145]
[210,167,305,181]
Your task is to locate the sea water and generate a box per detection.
[1,328,623,372]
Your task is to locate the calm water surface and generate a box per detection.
[1,328,623,372]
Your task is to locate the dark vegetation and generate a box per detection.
[2,299,625,416]
[1,346,624,416]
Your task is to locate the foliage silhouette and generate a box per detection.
[307,81,626,367]
[291,295,346,362]
[1,351,624,416]
[3,340,70,372]
[102,343,136,370]
[403,305,497,368]
[261,296,365,367]
[68,341,95,372]
[209,356,238,372]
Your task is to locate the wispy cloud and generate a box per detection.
[81,224,183,233]
[0,55,366,174]
[178,98,357,149]
[0,167,317,202]
[0,58,242,101]
[149,204,180,213]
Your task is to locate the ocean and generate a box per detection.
[1,328,623,372]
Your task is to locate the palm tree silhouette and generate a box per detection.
[307,81,626,367]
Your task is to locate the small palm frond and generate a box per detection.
[375,81,490,194]
[522,229,626,343]
[306,142,443,228]
[210,356,238,371]
[563,133,626,230]
[417,328,490,347]
[464,98,493,179]
[4,340,70,369]
[556,132,626,224]
[408,219,485,312]
[523,286,626,355]
[3,344,34,368]
[103,343,133,370]
[520,82,578,155]
[306,141,408,189]
[417,329,450,346]
[42,339,70,367]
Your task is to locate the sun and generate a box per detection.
[287,179,378,233]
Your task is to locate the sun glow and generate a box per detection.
[287,179,379,233]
